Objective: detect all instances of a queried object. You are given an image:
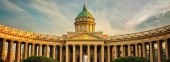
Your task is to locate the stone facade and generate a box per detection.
[0,4,170,62]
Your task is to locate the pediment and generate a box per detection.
[68,33,102,40]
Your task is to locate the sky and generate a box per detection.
[0,0,170,36]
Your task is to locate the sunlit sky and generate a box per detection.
[0,0,170,36]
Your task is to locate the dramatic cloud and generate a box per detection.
[0,0,169,36]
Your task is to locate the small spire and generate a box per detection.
[83,4,87,11]
[83,0,87,11]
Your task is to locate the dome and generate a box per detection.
[76,5,93,19]
[74,4,96,32]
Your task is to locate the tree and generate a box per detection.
[23,56,58,62]
[0,59,4,62]
[113,56,147,62]
[166,58,170,62]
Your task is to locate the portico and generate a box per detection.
[65,36,105,62]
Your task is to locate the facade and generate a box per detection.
[0,4,170,62]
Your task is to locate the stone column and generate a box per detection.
[138,45,142,57]
[157,41,162,62]
[66,45,69,62]
[0,39,6,60]
[93,24,95,32]
[88,45,90,62]
[60,46,63,62]
[16,42,21,62]
[85,25,88,32]
[150,42,154,62]
[46,45,49,57]
[120,45,124,57]
[142,42,146,57]
[132,45,135,56]
[55,47,58,60]
[107,46,110,62]
[115,45,118,59]
[75,25,77,32]
[8,40,14,62]
[80,45,83,62]
[52,45,56,59]
[73,45,76,62]
[111,46,114,60]
[128,44,131,56]
[31,43,35,56]
[165,39,170,59]
[24,43,28,59]
[94,45,97,62]
[39,44,42,56]
[135,44,139,56]
[101,45,104,62]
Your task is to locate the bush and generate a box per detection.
[166,58,170,62]
[113,56,147,62]
[0,59,4,62]
[23,56,58,62]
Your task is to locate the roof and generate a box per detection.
[76,4,93,19]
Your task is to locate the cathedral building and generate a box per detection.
[0,4,170,62]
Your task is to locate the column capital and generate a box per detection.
[16,41,21,44]
[87,44,90,46]
[127,44,131,46]
[25,42,28,45]
[156,40,161,43]
[3,38,7,41]
[32,43,35,44]
[60,45,63,47]
[39,44,42,46]
[142,42,145,44]
[150,41,153,43]
[46,44,49,46]
[10,40,15,42]
[94,44,98,46]
[107,45,110,48]
[163,38,168,41]
[101,44,104,46]
[121,45,124,46]
[52,45,56,47]
[72,44,76,46]
[135,43,138,45]
[66,44,69,46]
[79,44,83,46]
[115,45,118,47]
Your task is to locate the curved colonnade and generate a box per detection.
[0,25,169,62]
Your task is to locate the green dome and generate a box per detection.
[76,5,93,19]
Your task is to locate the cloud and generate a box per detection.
[124,0,170,31]
[29,0,76,35]
[1,0,26,13]
[0,0,170,36]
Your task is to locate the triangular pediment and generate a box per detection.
[68,33,102,40]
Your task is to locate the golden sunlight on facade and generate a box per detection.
[0,4,170,62]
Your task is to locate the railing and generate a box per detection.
[0,25,61,41]
[0,24,169,41]
[109,25,170,41]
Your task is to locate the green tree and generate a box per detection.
[23,56,58,62]
[166,58,170,62]
[113,56,147,62]
[0,59,4,62]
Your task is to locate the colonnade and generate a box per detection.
[0,38,63,62]
[75,24,95,32]
[110,39,170,62]
[0,38,170,62]
[65,44,104,62]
